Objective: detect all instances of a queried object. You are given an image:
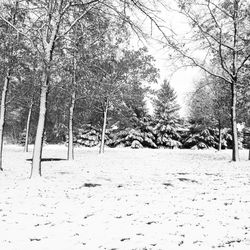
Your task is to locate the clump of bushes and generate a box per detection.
[154,123,182,149]
[243,128,250,149]
[182,128,218,149]
[73,118,183,149]
[71,121,246,150]
[74,125,100,147]
[181,126,239,150]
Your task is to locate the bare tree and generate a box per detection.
[0,72,10,171]
[155,0,250,161]
[189,76,231,151]
[0,0,101,177]
[0,0,172,175]
[0,0,21,170]
[24,99,33,152]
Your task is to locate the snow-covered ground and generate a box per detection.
[0,145,250,250]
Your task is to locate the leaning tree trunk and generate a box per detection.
[99,100,108,154]
[30,73,49,178]
[230,80,239,161]
[24,101,33,152]
[67,90,76,160]
[0,72,10,171]
[218,120,222,151]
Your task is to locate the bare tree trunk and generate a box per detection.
[230,80,239,161]
[218,120,222,151]
[99,100,108,154]
[67,56,76,160]
[67,91,75,160]
[30,2,57,177]
[0,72,10,171]
[24,101,33,152]
[30,73,49,178]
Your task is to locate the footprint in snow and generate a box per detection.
[79,183,101,188]
[120,238,130,242]
[163,182,174,187]
[178,178,199,183]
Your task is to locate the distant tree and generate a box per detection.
[237,70,250,159]
[0,0,23,170]
[189,76,231,150]
[153,80,180,123]
[189,86,214,127]
[211,80,231,150]
[91,47,159,154]
[15,55,40,152]
[160,0,250,161]
[151,80,181,148]
[237,71,250,126]
[1,0,104,177]
[0,0,164,176]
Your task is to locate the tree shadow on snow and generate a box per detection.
[26,158,66,162]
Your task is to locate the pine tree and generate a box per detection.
[152,80,182,148]
[153,80,180,123]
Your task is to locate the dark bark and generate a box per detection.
[24,101,33,152]
[0,72,10,171]
[99,100,108,154]
[67,90,75,160]
[230,80,239,161]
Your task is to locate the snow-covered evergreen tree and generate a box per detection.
[153,80,180,123]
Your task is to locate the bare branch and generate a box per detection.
[55,0,101,41]
[237,54,250,74]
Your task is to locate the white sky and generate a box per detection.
[130,4,202,118]
[146,42,202,117]
[131,38,200,117]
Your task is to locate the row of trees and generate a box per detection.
[188,73,250,151]
[0,0,250,178]
[162,0,250,161]
[0,0,164,177]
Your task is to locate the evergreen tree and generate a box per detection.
[152,80,182,148]
[153,80,180,123]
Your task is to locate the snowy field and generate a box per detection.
[0,145,250,250]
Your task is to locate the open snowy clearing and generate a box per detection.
[0,145,250,250]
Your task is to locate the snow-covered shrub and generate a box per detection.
[154,121,182,149]
[131,140,143,149]
[74,126,100,147]
[182,127,236,149]
[243,128,250,149]
[182,128,218,149]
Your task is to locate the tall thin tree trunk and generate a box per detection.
[30,73,49,178]
[218,120,222,151]
[24,101,33,152]
[67,57,76,160]
[29,0,64,177]
[0,72,10,171]
[230,80,239,161]
[67,90,75,160]
[99,100,108,154]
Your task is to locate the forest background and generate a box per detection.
[0,0,250,177]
